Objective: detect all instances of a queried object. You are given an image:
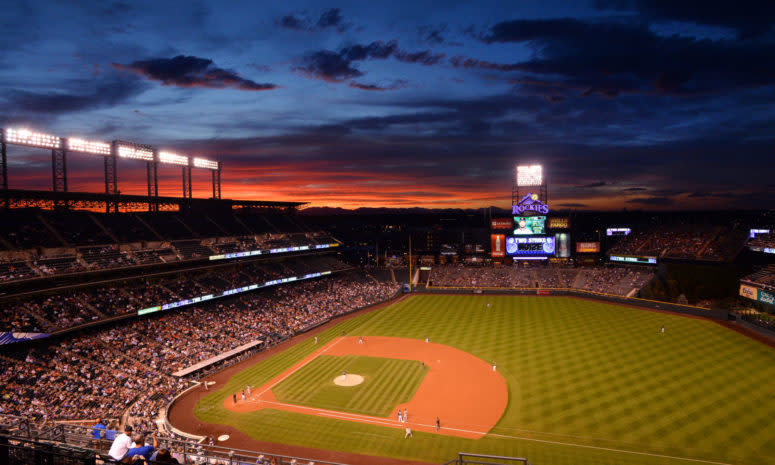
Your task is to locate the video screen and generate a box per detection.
[606,227,631,236]
[513,216,546,235]
[505,236,555,258]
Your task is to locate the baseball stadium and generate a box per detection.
[3,3,775,464]
[0,125,773,465]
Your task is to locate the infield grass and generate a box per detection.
[272,354,426,417]
[194,295,775,465]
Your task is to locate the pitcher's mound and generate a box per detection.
[334,374,364,386]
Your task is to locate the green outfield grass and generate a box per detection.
[272,354,426,417]
[194,295,775,465]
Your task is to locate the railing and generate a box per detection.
[0,417,348,465]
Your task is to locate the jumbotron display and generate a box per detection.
[505,235,555,259]
[517,165,543,186]
[513,216,545,235]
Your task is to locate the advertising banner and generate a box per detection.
[576,242,601,253]
[491,234,506,257]
[555,233,570,258]
[490,218,512,230]
[759,289,775,305]
[739,284,758,300]
[0,332,49,345]
[548,217,570,229]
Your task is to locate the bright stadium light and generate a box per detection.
[67,137,111,155]
[193,157,219,170]
[159,151,190,166]
[5,128,61,149]
[117,144,154,161]
[517,165,543,186]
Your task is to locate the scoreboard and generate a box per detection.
[505,236,555,259]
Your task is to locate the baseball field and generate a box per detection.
[186,295,775,465]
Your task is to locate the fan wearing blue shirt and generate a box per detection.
[125,433,157,462]
[91,419,106,441]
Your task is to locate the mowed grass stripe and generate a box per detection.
[272,354,426,417]
[195,295,775,465]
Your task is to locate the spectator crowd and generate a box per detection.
[0,255,350,333]
[430,264,653,296]
[0,272,397,425]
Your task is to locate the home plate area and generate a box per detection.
[225,336,508,439]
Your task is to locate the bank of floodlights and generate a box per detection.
[67,138,111,155]
[193,157,219,170]
[517,164,543,187]
[159,151,189,166]
[116,143,154,161]
[4,128,61,149]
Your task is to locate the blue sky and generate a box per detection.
[1,0,774,209]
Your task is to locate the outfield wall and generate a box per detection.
[420,286,730,320]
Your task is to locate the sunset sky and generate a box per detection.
[2,1,774,210]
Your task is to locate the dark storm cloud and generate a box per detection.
[348,80,408,91]
[420,25,447,44]
[296,40,441,85]
[622,187,648,192]
[295,50,363,82]
[626,196,675,206]
[3,75,147,115]
[579,181,607,188]
[113,55,277,91]
[340,41,398,61]
[462,18,775,97]
[595,0,775,39]
[556,203,589,208]
[279,8,350,33]
[394,50,445,65]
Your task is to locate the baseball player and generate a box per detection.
[661,325,665,334]
[436,417,440,431]
[493,361,497,372]
[314,336,318,344]
[404,426,413,438]
[358,336,363,344]
[247,385,251,397]
[403,408,408,422]
[397,411,403,423]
